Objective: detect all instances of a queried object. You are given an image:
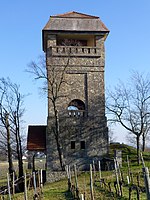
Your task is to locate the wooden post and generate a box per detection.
[92,160,96,184]
[33,172,37,196]
[66,165,69,178]
[142,167,150,200]
[129,187,132,200]
[137,172,140,187]
[74,165,78,188]
[127,155,131,183]
[12,172,15,196]
[7,173,11,200]
[38,170,40,188]
[130,172,133,184]
[80,193,84,200]
[98,160,102,180]
[24,172,28,200]
[83,173,86,200]
[90,164,94,200]
[108,182,112,192]
[69,165,72,186]
[114,158,121,196]
[141,152,145,168]
[115,157,122,181]
[98,160,102,187]
[136,186,140,200]
[74,165,79,198]
[141,153,150,199]
[66,165,71,191]
[27,173,31,190]
[40,169,43,193]
[127,176,130,184]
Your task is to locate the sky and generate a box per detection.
[0,1,150,143]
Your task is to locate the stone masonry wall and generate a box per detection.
[46,33,108,171]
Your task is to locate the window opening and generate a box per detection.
[57,39,87,46]
[71,141,75,149]
[68,99,85,117]
[81,141,85,149]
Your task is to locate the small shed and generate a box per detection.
[27,125,46,151]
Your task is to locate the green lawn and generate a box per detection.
[0,144,150,199]
[11,167,148,199]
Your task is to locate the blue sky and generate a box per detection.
[0,1,150,142]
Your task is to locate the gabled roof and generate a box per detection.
[43,11,109,32]
[27,125,46,151]
[52,11,99,19]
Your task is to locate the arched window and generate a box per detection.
[68,99,85,117]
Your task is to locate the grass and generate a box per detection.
[0,144,150,199]
[13,168,147,199]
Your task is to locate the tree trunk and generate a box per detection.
[56,139,65,171]
[17,132,24,178]
[142,134,146,152]
[136,135,140,165]
[6,114,15,181]
[18,136,24,177]
[54,109,65,171]
[33,154,36,172]
[14,115,24,178]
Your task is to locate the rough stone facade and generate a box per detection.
[46,171,67,183]
[42,11,109,172]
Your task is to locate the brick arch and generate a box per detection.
[68,99,85,110]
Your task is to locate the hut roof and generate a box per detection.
[43,11,109,32]
[27,125,46,151]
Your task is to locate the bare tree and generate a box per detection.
[27,54,69,170]
[0,129,8,160]
[126,132,141,148]
[0,77,25,179]
[0,83,15,178]
[106,71,150,164]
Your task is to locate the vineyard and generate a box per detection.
[0,143,150,199]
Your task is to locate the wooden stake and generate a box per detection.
[74,165,79,198]
[83,172,86,200]
[40,169,43,193]
[115,157,122,182]
[7,173,11,200]
[127,176,130,184]
[74,165,78,189]
[92,160,96,183]
[69,165,72,184]
[12,172,15,195]
[66,165,69,178]
[24,173,28,200]
[114,158,121,196]
[66,165,71,191]
[98,160,102,180]
[33,172,37,196]
[90,164,94,200]
[127,155,131,183]
[80,193,84,200]
[141,152,146,168]
[143,167,150,200]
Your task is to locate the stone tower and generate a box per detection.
[42,11,109,171]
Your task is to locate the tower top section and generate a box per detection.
[43,11,109,32]
[42,11,109,51]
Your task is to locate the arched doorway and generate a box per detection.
[67,99,85,117]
